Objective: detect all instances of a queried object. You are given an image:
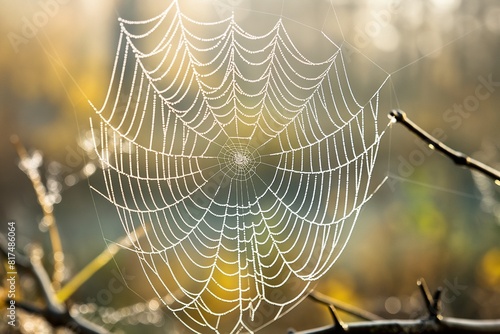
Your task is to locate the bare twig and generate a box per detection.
[308,291,383,321]
[417,278,442,320]
[3,137,154,332]
[10,135,65,290]
[0,235,110,334]
[293,317,500,334]
[389,110,500,186]
[300,280,500,334]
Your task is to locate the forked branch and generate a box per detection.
[296,279,500,334]
[0,234,109,334]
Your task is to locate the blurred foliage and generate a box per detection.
[1,0,500,333]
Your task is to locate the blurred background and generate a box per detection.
[1,0,499,333]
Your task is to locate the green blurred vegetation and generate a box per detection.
[1,0,500,333]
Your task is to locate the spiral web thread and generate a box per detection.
[90,1,390,333]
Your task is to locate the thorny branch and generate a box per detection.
[292,279,500,334]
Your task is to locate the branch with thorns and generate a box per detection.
[295,279,500,334]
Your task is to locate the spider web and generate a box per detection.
[90,1,390,333]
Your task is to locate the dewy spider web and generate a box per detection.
[90,1,390,333]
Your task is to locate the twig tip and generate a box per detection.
[388,109,406,122]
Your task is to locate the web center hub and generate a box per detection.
[218,140,261,181]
